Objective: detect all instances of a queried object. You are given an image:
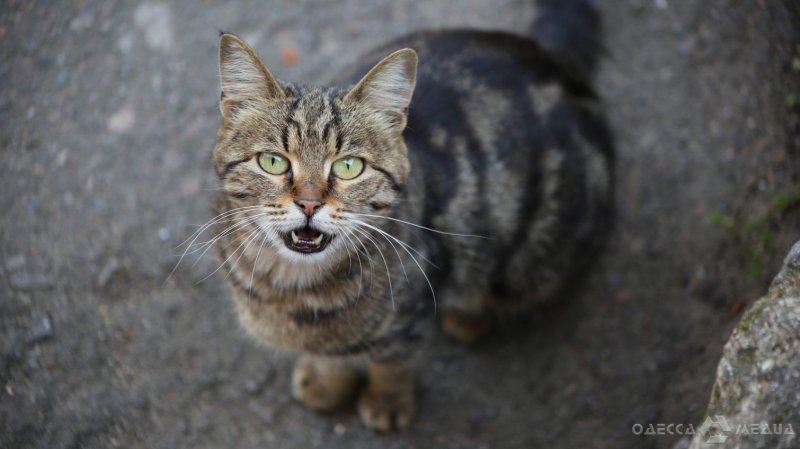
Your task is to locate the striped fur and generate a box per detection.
[211,29,613,430]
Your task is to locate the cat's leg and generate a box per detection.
[440,308,492,344]
[357,358,415,432]
[438,288,492,344]
[291,354,359,411]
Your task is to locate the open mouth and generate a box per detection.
[282,226,332,254]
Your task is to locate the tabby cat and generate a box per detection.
[207,16,612,431]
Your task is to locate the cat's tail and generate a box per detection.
[529,0,603,82]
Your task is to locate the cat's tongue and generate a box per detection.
[286,226,330,253]
[295,227,321,241]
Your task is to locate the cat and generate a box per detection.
[207,8,613,432]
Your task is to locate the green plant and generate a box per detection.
[709,182,800,278]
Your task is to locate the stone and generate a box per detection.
[690,241,800,449]
[97,258,122,287]
[26,317,53,344]
[106,106,136,134]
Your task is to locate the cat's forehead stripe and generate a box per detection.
[284,91,343,155]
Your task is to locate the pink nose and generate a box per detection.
[295,198,323,217]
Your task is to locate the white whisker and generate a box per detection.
[353,226,394,309]
[166,206,267,281]
[349,217,438,269]
[249,230,271,297]
[350,229,376,289]
[348,212,491,239]
[189,213,270,266]
[362,222,410,285]
[353,220,437,312]
[198,225,262,284]
[173,205,264,250]
[184,213,266,256]
[225,225,266,281]
[340,231,365,295]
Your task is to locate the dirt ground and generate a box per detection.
[2,1,799,448]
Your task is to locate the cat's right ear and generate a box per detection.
[218,33,286,118]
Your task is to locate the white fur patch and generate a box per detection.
[580,134,610,196]
[528,83,563,116]
[528,149,564,256]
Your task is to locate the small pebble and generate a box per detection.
[56,150,68,166]
[107,106,136,133]
[281,48,299,64]
[761,359,774,372]
[334,423,346,436]
[97,258,121,287]
[27,317,53,344]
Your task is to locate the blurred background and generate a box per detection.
[1,1,799,448]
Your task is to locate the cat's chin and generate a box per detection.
[281,226,333,254]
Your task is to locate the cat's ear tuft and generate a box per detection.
[344,48,417,134]
[218,33,286,118]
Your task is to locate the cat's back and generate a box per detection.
[345,29,611,194]
[346,29,598,132]
[341,29,614,306]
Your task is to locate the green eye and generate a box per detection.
[258,153,290,175]
[331,157,365,180]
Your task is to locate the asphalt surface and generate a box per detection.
[2,1,799,448]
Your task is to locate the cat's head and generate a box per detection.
[213,33,417,262]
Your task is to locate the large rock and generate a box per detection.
[690,242,800,448]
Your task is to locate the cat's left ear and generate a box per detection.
[344,48,418,134]
[218,33,286,119]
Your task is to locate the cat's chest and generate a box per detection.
[231,283,384,355]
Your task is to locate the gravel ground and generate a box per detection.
[1,1,799,448]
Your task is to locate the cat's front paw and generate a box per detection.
[357,383,414,432]
[291,356,359,412]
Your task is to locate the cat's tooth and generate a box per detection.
[313,234,324,246]
[291,230,299,244]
